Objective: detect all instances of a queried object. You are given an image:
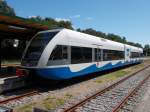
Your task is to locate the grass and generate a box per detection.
[95,80,103,83]
[43,102,54,110]
[16,96,66,111]
[95,70,129,84]
[95,59,150,84]
[114,70,129,78]
[40,93,73,110]
[43,93,72,110]
[65,93,73,98]
[44,96,55,101]
[42,96,65,110]
[16,102,36,112]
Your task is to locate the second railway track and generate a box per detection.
[0,90,39,105]
[64,65,150,112]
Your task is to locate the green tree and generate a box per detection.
[77,28,107,38]
[122,37,127,43]
[28,16,73,29]
[57,21,73,29]
[0,0,15,16]
[143,44,150,56]
[107,33,123,43]
[127,42,142,48]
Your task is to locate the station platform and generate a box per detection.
[0,75,28,93]
[0,64,20,75]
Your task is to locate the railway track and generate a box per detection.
[0,90,39,105]
[1,64,20,68]
[64,65,150,112]
[0,74,16,78]
[114,74,150,112]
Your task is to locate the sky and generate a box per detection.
[6,0,150,46]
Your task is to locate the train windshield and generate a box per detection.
[21,32,58,66]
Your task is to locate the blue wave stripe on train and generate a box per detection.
[35,60,142,80]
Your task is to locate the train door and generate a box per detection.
[125,47,130,62]
[95,47,102,66]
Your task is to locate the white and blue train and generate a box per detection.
[21,28,143,80]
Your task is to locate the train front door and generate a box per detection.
[125,48,131,62]
[96,47,102,67]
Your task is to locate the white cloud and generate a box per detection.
[86,17,93,21]
[28,16,37,18]
[55,18,70,22]
[70,15,81,19]
[27,16,44,20]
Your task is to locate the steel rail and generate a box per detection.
[112,74,150,112]
[64,65,150,112]
[0,91,39,104]
[1,64,20,68]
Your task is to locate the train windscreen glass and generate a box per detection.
[21,32,58,66]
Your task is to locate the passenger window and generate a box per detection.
[47,45,69,66]
[71,46,92,64]
[49,45,68,60]
[130,52,140,58]
[103,49,124,61]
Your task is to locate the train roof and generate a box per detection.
[39,28,143,52]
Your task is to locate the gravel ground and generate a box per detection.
[0,60,149,112]
[133,77,150,112]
